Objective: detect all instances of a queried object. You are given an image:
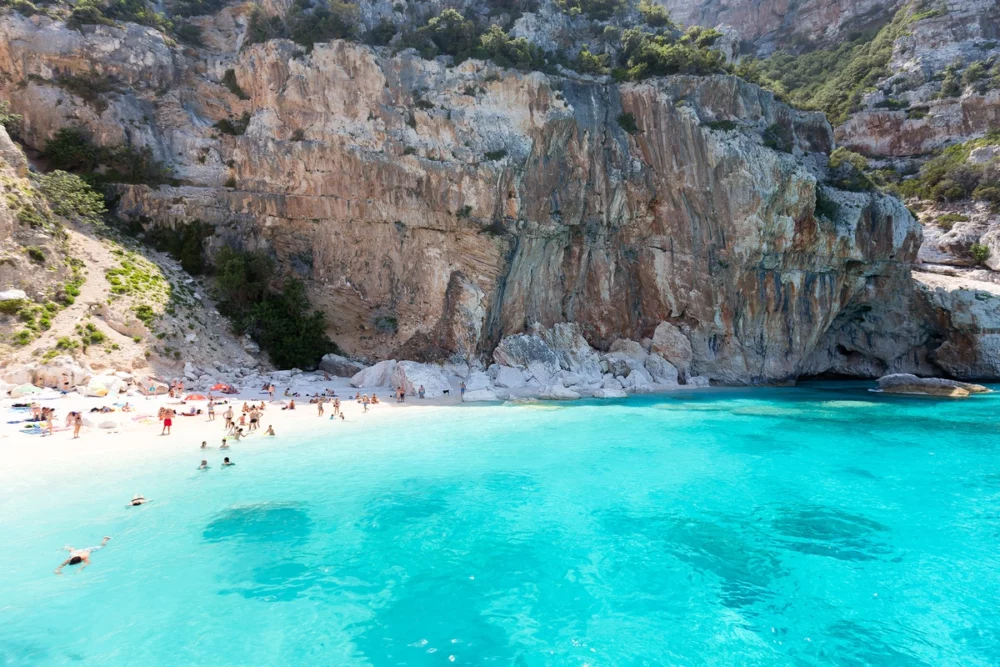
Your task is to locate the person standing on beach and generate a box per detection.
[73,412,82,439]
[223,406,234,430]
[317,399,324,417]
[161,408,174,435]
[460,381,466,398]
[268,384,275,402]
[207,400,216,422]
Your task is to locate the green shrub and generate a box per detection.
[0,298,26,315]
[970,242,991,264]
[44,128,99,172]
[144,221,214,274]
[373,313,398,333]
[638,0,673,27]
[12,330,33,346]
[555,0,624,20]
[484,149,507,161]
[286,0,359,47]
[735,3,931,126]
[171,0,226,18]
[0,100,22,134]
[214,247,338,368]
[936,213,970,229]
[619,27,727,81]
[37,171,107,223]
[55,336,78,350]
[244,6,286,47]
[479,24,546,71]
[815,188,839,221]
[762,123,793,153]
[173,20,204,46]
[704,119,737,132]
[26,246,46,263]
[133,303,156,326]
[70,0,172,32]
[457,205,473,218]
[216,112,251,136]
[617,112,639,134]
[898,130,1000,203]
[574,48,610,75]
[939,59,963,97]
[222,69,249,100]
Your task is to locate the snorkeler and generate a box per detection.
[55,537,110,574]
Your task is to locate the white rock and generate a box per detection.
[539,384,581,400]
[621,366,655,392]
[651,321,694,375]
[609,339,648,363]
[350,359,397,388]
[525,360,557,386]
[464,370,492,391]
[0,289,27,301]
[320,353,366,377]
[686,375,711,387]
[602,376,623,390]
[390,361,451,398]
[592,387,628,398]
[645,354,679,385]
[493,365,527,388]
[462,388,499,402]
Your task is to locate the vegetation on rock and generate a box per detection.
[213,247,338,369]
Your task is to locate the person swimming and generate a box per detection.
[265,425,275,436]
[199,460,209,470]
[223,457,235,466]
[55,537,110,574]
[129,494,148,507]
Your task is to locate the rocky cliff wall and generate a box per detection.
[8,8,1000,383]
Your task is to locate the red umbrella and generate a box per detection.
[210,383,230,391]
[184,394,207,401]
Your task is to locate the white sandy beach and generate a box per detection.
[0,373,468,478]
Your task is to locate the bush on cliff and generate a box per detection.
[734,2,925,125]
[617,27,727,80]
[43,127,173,186]
[243,0,359,49]
[897,130,1000,206]
[213,247,338,369]
[69,0,172,33]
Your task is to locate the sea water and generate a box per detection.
[2,383,999,666]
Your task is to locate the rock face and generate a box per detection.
[350,360,397,388]
[876,373,990,397]
[0,11,929,385]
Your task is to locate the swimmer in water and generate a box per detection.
[265,425,275,436]
[222,457,235,466]
[55,537,110,574]
[128,494,148,507]
[199,459,209,470]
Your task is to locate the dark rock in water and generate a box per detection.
[876,373,990,398]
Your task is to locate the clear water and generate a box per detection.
[3,383,1000,666]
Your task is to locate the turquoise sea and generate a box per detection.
[2,383,999,666]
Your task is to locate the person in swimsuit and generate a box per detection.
[55,537,110,574]
[220,438,229,449]
[223,457,235,467]
[199,460,209,470]
[73,412,83,439]
[129,494,148,506]
[161,409,174,435]
[265,425,275,436]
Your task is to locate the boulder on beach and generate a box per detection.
[320,353,366,378]
[491,365,526,389]
[651,321,693,376]
[350,360,397,388]
[464,370,492,391]
[462,388,499,402]
[645,354,679,386]
[686,376,711,387]
[876,373,990,398]
[390,361,451,398]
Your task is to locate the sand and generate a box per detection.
[0,373,464,479]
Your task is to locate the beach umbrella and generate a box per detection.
[10,383,42,398]
[210,383,229,391]
[184,394,207,401]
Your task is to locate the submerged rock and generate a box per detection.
[538,384,581,400]
[876,373,990,398]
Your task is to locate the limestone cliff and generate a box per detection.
[2,5,998,382]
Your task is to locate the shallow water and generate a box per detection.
[2,383,1000,666]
